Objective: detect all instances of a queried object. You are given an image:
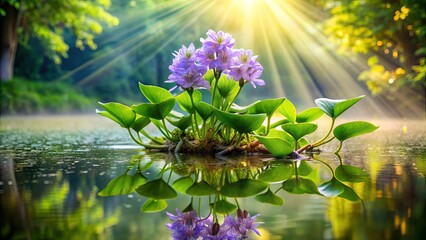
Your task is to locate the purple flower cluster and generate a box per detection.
[166,208,262,240]
[167,30,264,90]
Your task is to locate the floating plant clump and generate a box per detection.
[97,29,378,157]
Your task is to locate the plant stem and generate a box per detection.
[225,85,243,111]
[312,118,335,147]
[266,116,271,135]
[140,129,164,145]
[127,128,169,149]
[188,90,201,138]
[334,141,343,155]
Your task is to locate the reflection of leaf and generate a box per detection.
[212,199,237,214]
[318,177,345,197]
[333,121,379,141]
[255,188,284,205]
[335,165,369,182]
[221,179,268,197]
[186,180,217,196]
[338,184,361,201]
[135,179,177,199]
[258,163,293,183]
[298,160,314,176]
[98,172,147,196]
[172,176,194,194]
[282,177,320,194]
[315,96,364,119]
[141,199,168,213]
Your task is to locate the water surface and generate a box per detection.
[1,115,425,239]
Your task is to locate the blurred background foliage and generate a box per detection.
[0,0,424,116]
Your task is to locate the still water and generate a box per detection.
[1,115,425,240]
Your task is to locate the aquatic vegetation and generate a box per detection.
[97,29,378,157]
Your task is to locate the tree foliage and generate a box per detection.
[317,0,425,96]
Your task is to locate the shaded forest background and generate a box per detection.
[0,0,424,116]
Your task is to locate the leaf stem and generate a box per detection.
[312,118,335,147]
[334,141,343,154]
[127,128,169,149]
[140,129,164,145]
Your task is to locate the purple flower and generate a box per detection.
[167,43,209,90]
[223,209,262,238]
[201,220,238,240]
[229,49,265,88]
[197,30,236,71]
[166,208,208,239]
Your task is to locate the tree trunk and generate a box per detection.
[0,2,19,81]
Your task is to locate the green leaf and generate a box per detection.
[212,199,237,214]
[298,138,310,148]
[281,123,318,141]
[318,177,345,197]
[297,160,314,176]
[335,165,369,182]
[338,184,361,201]
[314,96,364,119]
[186,180,217,196]
[333,121,379,141]
[176,90,202,113]
[131,115,151,132]
[132,98,176,120]
[214,109,266,133]
[204,69,215,83]
[97,102,136,128]
[282,177,320,194]
[98,172,147,196]
[195,101,214,121]
[296,107,324,123]
[168,115,192,131]
[217,75,239,98]
[248,97,286,118]
[255,188,284,205]
[135,179,177,199]
[258,163,293,183]
[255,129,295,158]
[229,102,259,114]
[139,83,174,103]
[277,99,296,123]
[221,179,268,197]
[141,199,168,213]
[172,176,194,194]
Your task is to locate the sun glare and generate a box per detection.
[59,0,423,118]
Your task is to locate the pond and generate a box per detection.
[1,115,425,240]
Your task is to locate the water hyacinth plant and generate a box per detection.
[97,29,378,157]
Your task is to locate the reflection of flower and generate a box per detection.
[167,43,209,90]
[166,208,207,239]
[223,209,262,238]
[229,49,264,88]
[166,208,261,239]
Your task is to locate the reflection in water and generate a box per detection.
[1,118,425,239]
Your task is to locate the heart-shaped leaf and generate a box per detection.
[176,90,202,113]
[333,121,379,141]
[172,176,194,194]
[282,177,320,194]
[318,177,345,197]
[131,115,151,132]
[229,101,259,114]
[258,163,293,183]
[296,107,324,122]
[97,102,136,128]
[298,138,310,148]
[248,97,286,118]
[221,179,268,197]
[132,98,176,120]
[214,109,266,133]
[139,83,174,103]
[314,95,364,119]
[186,180,217,196]
[168,115,192,131]
[335,165,369,182]
[141,199,168,213]
[217,75,239,98]
[278,99,297,123]
[98,172,147,196]
[212,199,237,214]
[255,188,284,205]
[281,123,318,141]
[195,101,214,121]
[255,129,295,158]
[135,179,177,199]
